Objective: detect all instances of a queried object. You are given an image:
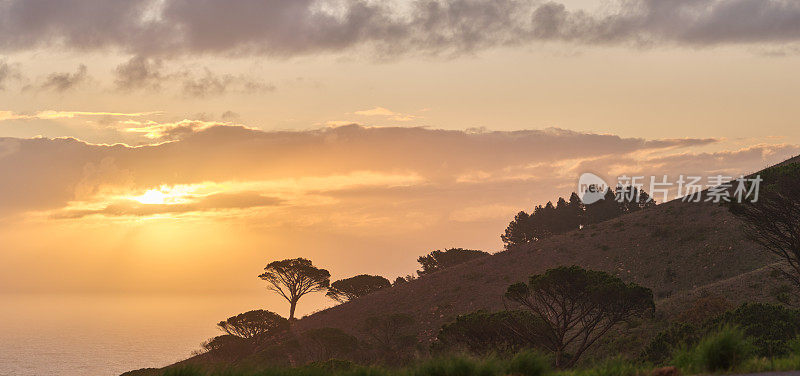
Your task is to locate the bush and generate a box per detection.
[505,350,550,376]
[708,303,800,357]
[411,355,500,376]
[641,323,699,364]
[301,327,359,362]
[305,358,356,372]
[644,302,800,364]
[673,326,753,372]
[576,357,644,376]
[433,310,545,355]
[201,334,254,359]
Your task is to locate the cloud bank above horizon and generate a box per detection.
[1,119,797,294]
[2,0,800,60]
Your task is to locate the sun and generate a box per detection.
[135,189,168,205]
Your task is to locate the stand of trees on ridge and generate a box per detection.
[502,186,656,249]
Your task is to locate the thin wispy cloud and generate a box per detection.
[0,110,161,122]
[353,107,420,122]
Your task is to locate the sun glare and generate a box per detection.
[135,189,168,205]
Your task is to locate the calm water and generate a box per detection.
[0,293,267,376]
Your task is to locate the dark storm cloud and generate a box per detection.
[1,0,800,58]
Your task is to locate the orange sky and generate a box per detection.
[1,0,799,317]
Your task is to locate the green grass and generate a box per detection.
[156,348,800,376]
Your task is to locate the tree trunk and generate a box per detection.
[555,347,564,368]
[289,299,297,320]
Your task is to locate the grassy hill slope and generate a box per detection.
[294,199,777,344]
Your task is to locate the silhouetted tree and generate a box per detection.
[505,266,654,368]
[326,274,391,303]
[362,313,417,364]
[202,334,251,358]
[616,185,657,213]
[501,188,657,249]
[301,327,359,361]
[730,164,800,291]
[585,188,621,224]
[417,248,489,276]
[217,309,289,342]
[258,258,330,320]
[502,211,533,249]
[434,310,547,355]
[568,192,585,229]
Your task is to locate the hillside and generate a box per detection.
[125,161,796,375]
[294,199,777,341]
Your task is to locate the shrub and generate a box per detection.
[201,334,254,359]
[411,355,499,376]
[217,309,289,342]
[708,303,800,357]
[305,358,356,372]
[362,313,417,365]
[645,303,800,364]
[578,357,644,376]
[641,323,699,364]
[417,248,490,276]
[673,326,753,373]
[300,327,359,362]
[433,310,545,355]
[505,350,550,376]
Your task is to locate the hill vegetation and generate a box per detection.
[124,158,800,376]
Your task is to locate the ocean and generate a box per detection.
[0,293,268,376]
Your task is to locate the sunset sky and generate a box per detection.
[2,0,800,316]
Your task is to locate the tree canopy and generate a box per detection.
[258,258,330,320]
[327,274,391,303]
[434,310,547,355]
[362,313,417,364]
[730,163,800,291]
[301,327,359,361]
[216,309,289,342]
[505,266,654,368]
[502,187,656,249]
[417,248,489,276]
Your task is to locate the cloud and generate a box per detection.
[121,119,243,140]
[114,55,164,91]
[112,56,275,96]
[0,59,22,90]
[31,64,89,92]
[0,110,160,122]
[54,192,283,219]
[2,0,800,59]
[180,69,275,98]
[220,111,241,121]
[0,123,725,218]
[353,107,420,121]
